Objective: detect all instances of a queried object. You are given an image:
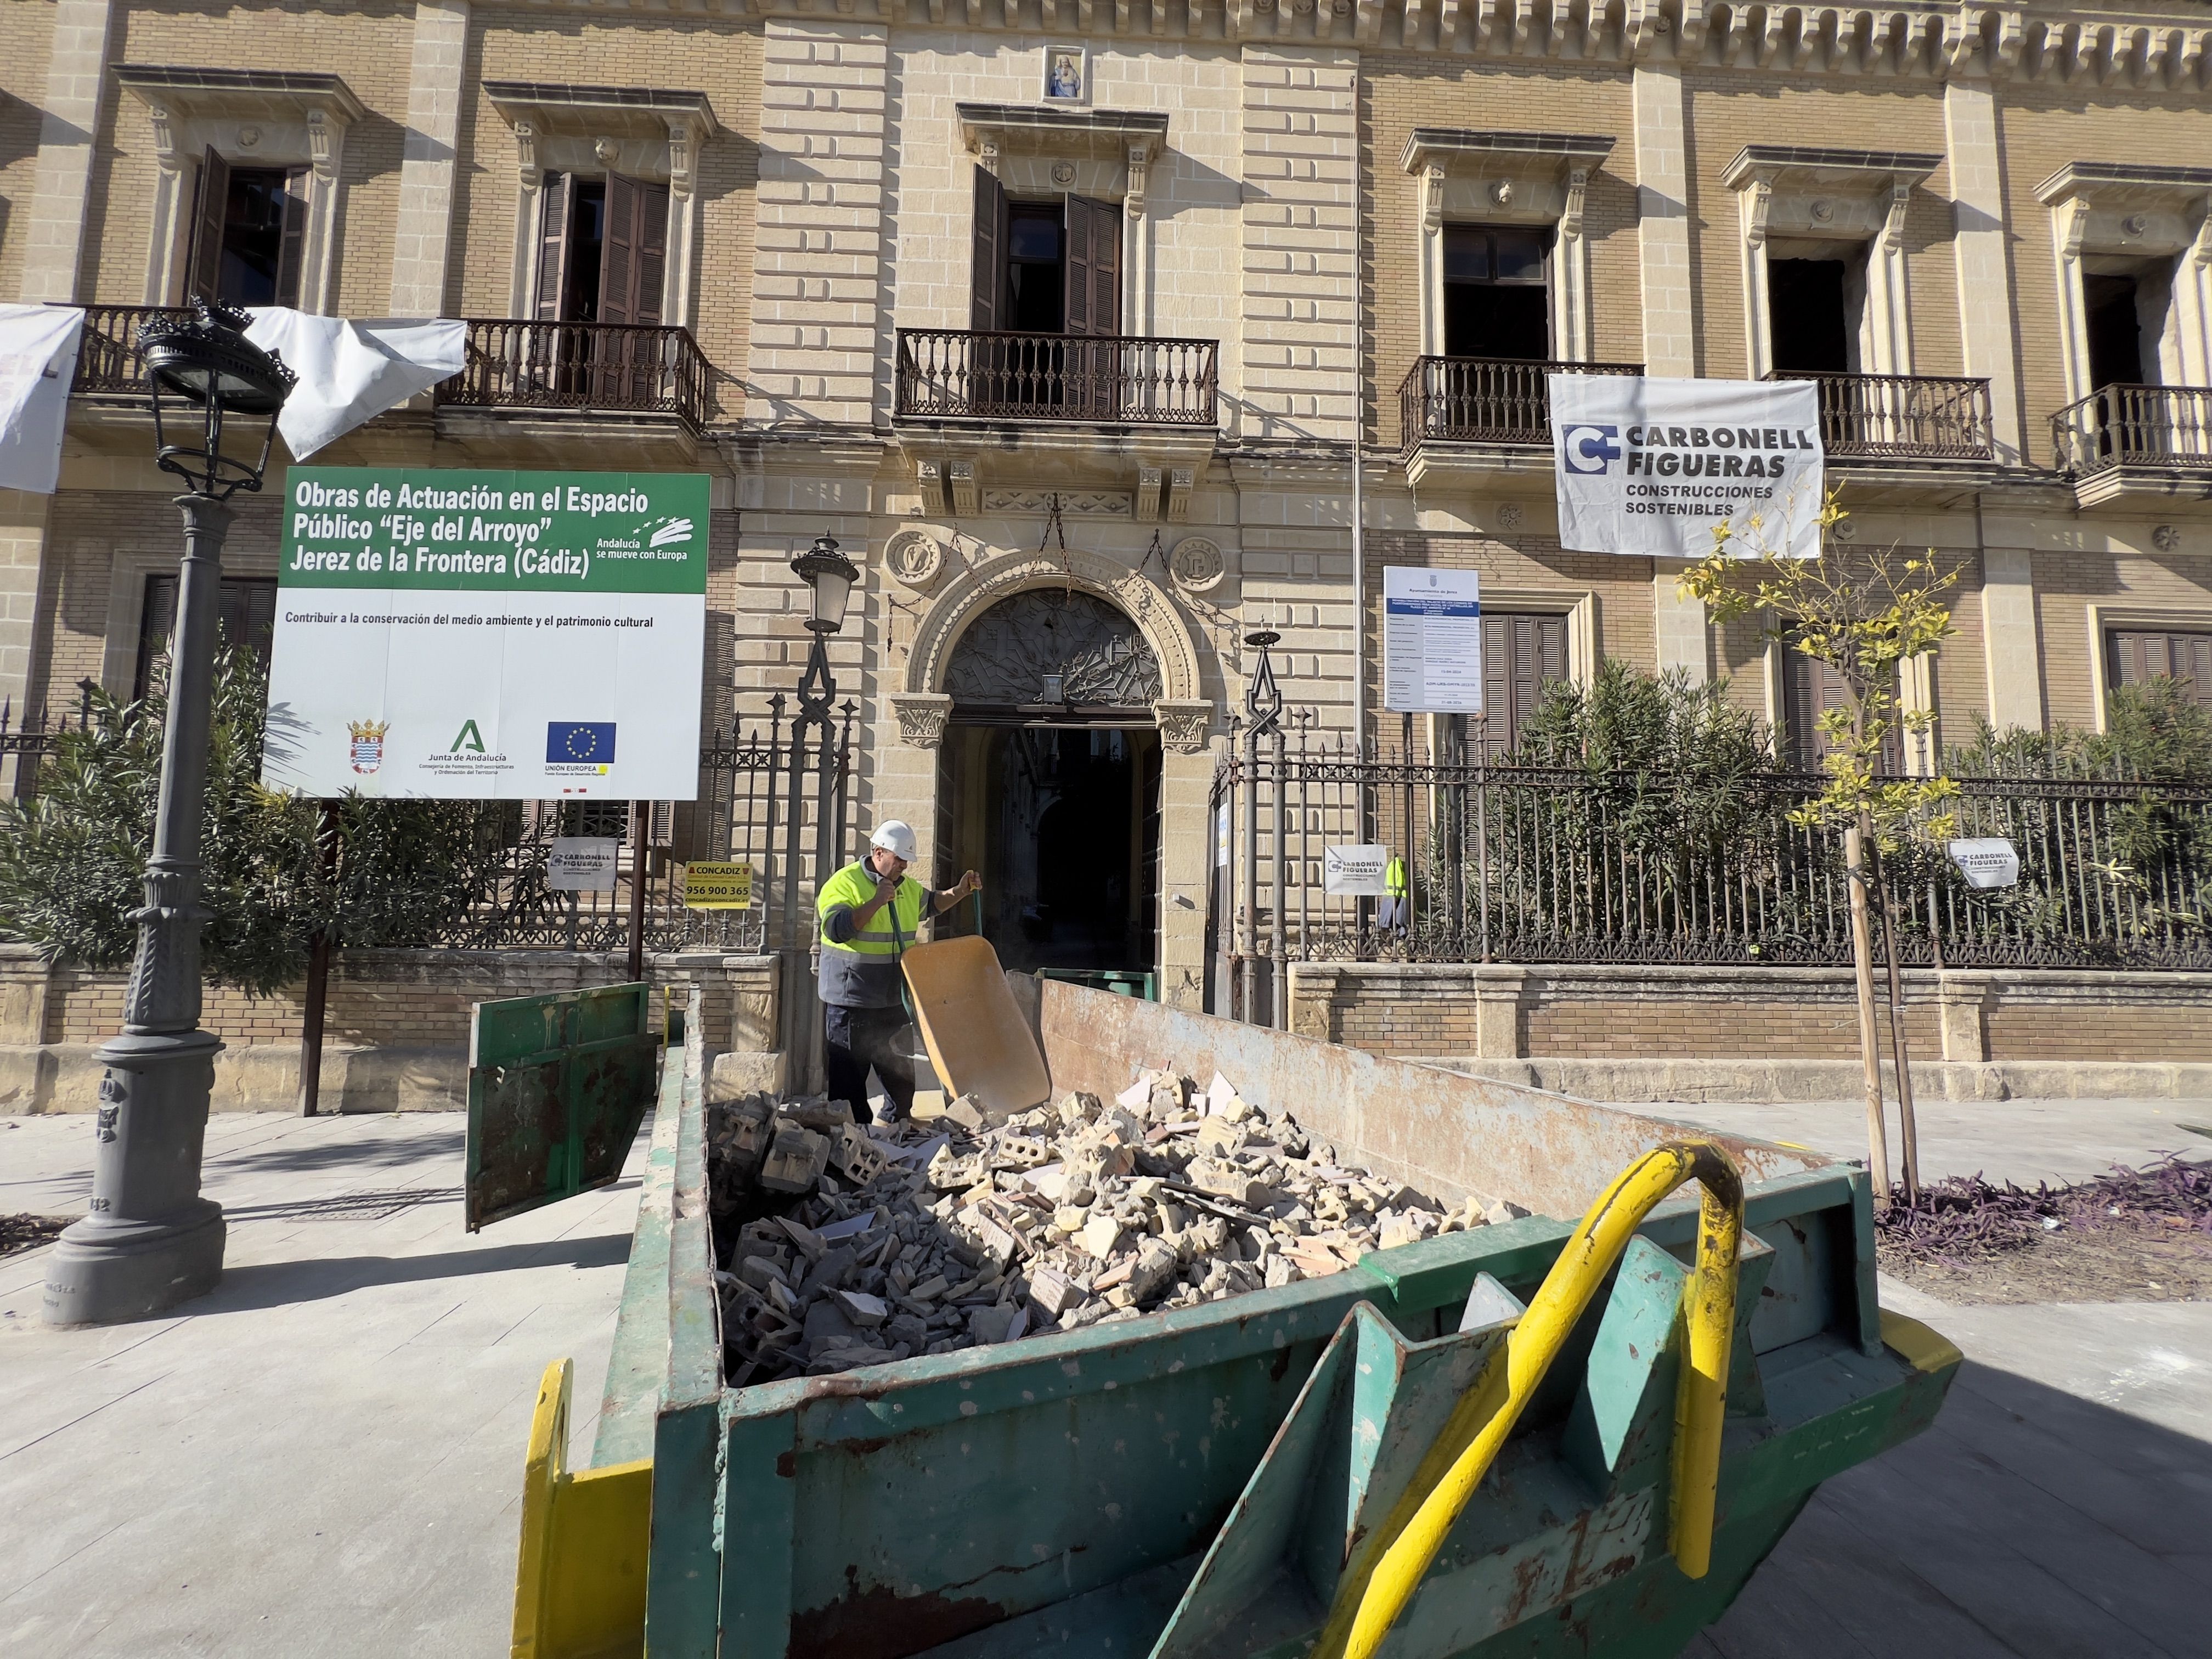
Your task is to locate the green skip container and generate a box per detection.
[539,977,1955,1659]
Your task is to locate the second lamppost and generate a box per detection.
[44,300,295,1326]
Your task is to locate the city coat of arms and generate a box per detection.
[348,718,389,775]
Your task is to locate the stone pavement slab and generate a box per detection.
[1677,1095,2212,1659]
[1,1109,645,1659]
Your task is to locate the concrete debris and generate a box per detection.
[707,1070,1485,1387]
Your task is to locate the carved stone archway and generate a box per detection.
[891,547,1212,752]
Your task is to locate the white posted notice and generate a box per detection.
[1383,567,1482,714]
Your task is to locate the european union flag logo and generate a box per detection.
[548,721,617,765]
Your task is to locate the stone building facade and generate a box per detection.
[2,0,2209,1014]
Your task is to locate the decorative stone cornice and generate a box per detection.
[114,66,366,177]
[482,82,721,198]
[889,692,953,749]
[1153,699,1214,754]
[956,103,1168,167]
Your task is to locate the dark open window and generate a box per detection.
[2085,273,2147,391]
[1768,257,1853,375]
[136,574,278,702]
[185,151,306,308]
[1442,226,1550,360]
[2108,627,2212,709]
[1449,612,1567,760]
[969,166,1120,337]
[537,172,668,324]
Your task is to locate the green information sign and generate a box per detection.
[263,466,712,801]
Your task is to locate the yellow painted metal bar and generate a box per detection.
[514,1358,654,1659]
[1313,1139,1745,1659]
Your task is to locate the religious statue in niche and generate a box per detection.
[944,590,1163,708]
[1043,44,1086,102]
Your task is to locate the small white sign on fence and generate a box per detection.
[1946,837,2021,889]
[1324,844,1391,896]
[547,837,621,891]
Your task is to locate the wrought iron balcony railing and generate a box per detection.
[72,309,712,428]
[2053,383,2212,476]
[438,319,709,427]
[1398,355,1641,448]
[72,304,191,393]
[1767,370,1993,461]
[894,329,1217,426]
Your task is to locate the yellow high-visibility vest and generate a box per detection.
[817,860,928,960]
[1385,856,1409,898]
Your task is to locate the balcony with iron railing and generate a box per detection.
[893,329,1217,427]
[1765,370,1994,462]
[2053,383,2212,494]
[71,307,711,431]
[1398,355,1641,450]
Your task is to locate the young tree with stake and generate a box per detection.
[1680,495,1959,1205]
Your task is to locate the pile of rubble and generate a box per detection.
[707,1068,1526,1386]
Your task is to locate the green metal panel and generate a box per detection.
[465,980,658,1231]
[1038,968,1158,1000]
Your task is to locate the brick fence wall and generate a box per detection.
[1288,962,2212,1065]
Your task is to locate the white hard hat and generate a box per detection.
[870,820,918,862]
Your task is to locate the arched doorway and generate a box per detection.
[937,590,1163,976]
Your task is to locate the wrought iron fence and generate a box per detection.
[894,328,1218,425]
[1767,370,1993,460]
[1208,728,2212,1010]
[2052,383,2212,475]
[1,681,96,797]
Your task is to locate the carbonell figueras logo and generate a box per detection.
[347,718,388,775]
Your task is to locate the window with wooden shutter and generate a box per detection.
[597,174,669,326]
[1458,612,1568,760]
[535,172,573,321]
[1783,645,1905,772]
[136,574,280,702]
[186,148,230,303]
[970,166,1008,331]
[274,167,309,308]
[2108,627,2212,708]
[1062,195,1120,337]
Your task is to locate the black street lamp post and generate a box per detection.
[1240,629,1285,1029]
[779,535,859,946]
[43,300,294,1326]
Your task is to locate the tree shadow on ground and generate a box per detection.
[1693,1357,2212,1658]
[154,1232,635,1317]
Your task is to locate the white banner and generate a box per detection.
[1383,567,1482,714]
[0,304,84,495]
[1948,838,2021,889]
[1323,845,1390,896]
[1549,374,1824,560]
[547,837,621,890]
[244,311,467,460]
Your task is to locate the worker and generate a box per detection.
[1379,852,1409,933]
[817,820,980,1122]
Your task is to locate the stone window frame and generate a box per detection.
[1720,144,1939,381]
[2086,601,2212,734]
[483,82,722,331]
[1752,624,1939,777]
[957,103,1168,337]
[114,67,366,315]
[2034,162,2212,409]
[1400,130,1615,365]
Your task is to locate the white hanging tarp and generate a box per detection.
[1549,373,1825,560]
[0,304,86,495]
[244,310,467,461]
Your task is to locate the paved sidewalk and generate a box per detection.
[1,1110,645,1659]
[1685,1097,2212,1659]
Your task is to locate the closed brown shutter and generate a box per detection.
[635,181,669,327]
[2109,628,2212,708]
[273,167,309,309]
[137,574,278,701]
[187,148,230,303]
[970,166,1008,331]
[602,173,636,325]
[1470,611,1567,759]
[535,173,572,321]
[1063,195,1120,336]
[1787,647,1906,772]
